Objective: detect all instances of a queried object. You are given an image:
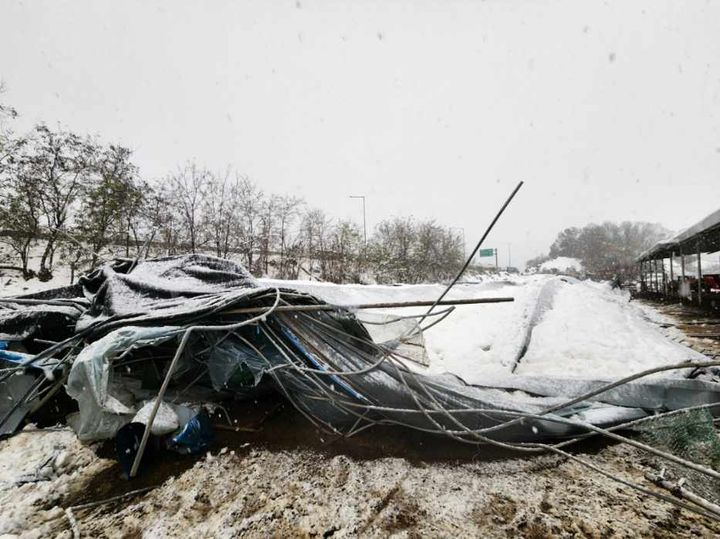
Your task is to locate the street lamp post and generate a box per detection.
[349,195,367,244]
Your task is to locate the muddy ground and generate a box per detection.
[2,298,720,538]
[5,420,720,539]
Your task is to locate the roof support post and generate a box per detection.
[650,260,654,293]
[640,261,645,292]
[680,248,686,302]
[662,257,667,296]
[697,242,703,306]
[669,252,674,298]
[650,259,654,293]
[654,259,659,294]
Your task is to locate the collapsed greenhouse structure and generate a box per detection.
[1,254,720,520]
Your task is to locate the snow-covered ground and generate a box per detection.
[3,426,718,537]
[0,427,110,537]
[0,268,74,296]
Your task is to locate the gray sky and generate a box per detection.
[1,0,719,267]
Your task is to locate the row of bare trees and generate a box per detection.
[526,221,670,278]
[0,97,464,284]
[152,163,464,283]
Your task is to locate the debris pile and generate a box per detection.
[2,254,720,518]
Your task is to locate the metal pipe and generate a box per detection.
[698,242,703,306]
[129,288,283,478]
[653,259,658,293]
[420,181,523,324]
[220,296,515,315]
[662,257,667,296]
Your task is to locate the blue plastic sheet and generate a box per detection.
[168,410,215,455]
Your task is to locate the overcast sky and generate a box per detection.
[1,0,718,267]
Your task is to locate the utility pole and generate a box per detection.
[507,243,512,269]
[349,195,367,244]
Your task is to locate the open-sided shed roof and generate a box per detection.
[638,207,720,262]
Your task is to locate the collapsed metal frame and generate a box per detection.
[119,290,720,521]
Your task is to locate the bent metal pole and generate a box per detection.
[417,181,524,327]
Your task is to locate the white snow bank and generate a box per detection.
[516,280,705,379]
[539,257,583,273]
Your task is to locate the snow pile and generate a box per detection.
[0,426,109,536]
[539,257,583,273]
[516,280,704,378]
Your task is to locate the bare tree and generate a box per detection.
[77,144,140,266]
[0,89,35,276]
[544,221,669,278]
[325,219,363,282]
[275,195,304,279]
[234,176,263,272]
[0,83,22,176]
[368,217,463,284]
[119,178,155,258]
[19,125,94,279]
[371,216,415,283]
[0,165,42,277]
[257,195,278,275]
[168,162,211,253]
[300,208,332,279]
[202,169,240,259]
[152,185,182,255]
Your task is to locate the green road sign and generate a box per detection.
[478,248,495,257]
